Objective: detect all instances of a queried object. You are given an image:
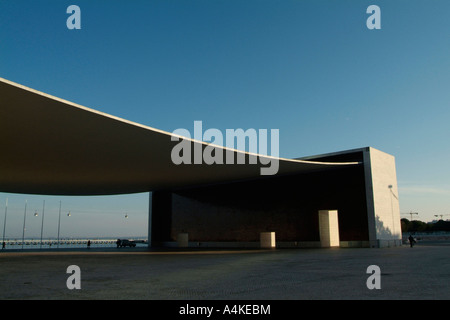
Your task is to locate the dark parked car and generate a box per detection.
[116,239,136,248]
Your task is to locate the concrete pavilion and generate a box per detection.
[0,77,401,248]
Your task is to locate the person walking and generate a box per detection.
[408,234,416,247]
[87,240,91,249]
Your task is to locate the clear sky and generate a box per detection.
[1,0,450,238]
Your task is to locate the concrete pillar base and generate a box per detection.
[177,233,189,247]
[319,210,340,247]
[260,232,276,248]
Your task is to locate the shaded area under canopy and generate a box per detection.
[0,78,359,195]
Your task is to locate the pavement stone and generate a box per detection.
[0,243,449,300]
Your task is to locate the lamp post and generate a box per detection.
[39,200,45,249]
[57,203,72,248]
[21,200,27,249]
[388,185,396,236]
[2,198,8,250]
[22,202,40,249]
[57,201,62,248]
[57,210,72,248]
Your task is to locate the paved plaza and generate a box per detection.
[0,243,449,300]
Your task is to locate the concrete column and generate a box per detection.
[260,232,276,248]
[177,233,189,247]
[318,210,340,247]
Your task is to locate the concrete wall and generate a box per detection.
[364,148,402,247]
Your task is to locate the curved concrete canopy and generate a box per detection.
[0,77,359,195]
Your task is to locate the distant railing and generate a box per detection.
[1,238,148,249]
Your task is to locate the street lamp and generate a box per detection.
[21,200,27,249]
[2,198,8,250]
[57,201,62,248]
[22,201,40,249]
[388,185,398,237]
[39,200,46,249]
[57,203,72,248]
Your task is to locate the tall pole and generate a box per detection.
[2,198,8,249]
[40,200,45,249]
[22,200,28,249]
[388,185,396,237]
[57,201,62,249]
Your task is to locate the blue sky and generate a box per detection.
[1,0,450,238]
